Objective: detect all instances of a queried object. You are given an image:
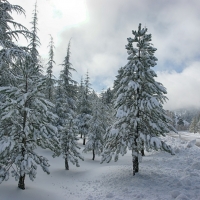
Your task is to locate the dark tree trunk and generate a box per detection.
[132,155,139,176]
[92,149,95,160]
[141,142,145,156]
[18,72,28,190]
[65,157,69,170]
[80,133,82,138]
[18,174,25,190]
[83,137,86,145]
[141,149,145,156]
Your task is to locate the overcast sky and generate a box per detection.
[10,0,200,110]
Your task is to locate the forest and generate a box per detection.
[0,1,200,196]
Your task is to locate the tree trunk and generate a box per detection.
[18,174,25,190]
[132,155,139,176]
[92,149,95,160]
[83,137,86,145]
[141,149,145,156]
[80,133,82,138]
[141,142,145,156]
[65,157,69,170]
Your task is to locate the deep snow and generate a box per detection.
[0,133,200,200]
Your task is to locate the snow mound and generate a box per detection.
[191,162,200,170]
[171,190,180,198]
[175,194,189,200]
[106,192,114,198]
[186,139,196,148]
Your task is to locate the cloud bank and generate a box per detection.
[10,0,200,109]
[156,62,200,110]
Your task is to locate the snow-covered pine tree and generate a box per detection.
[0,0,30,87]
[55,40,82,168]
[166,110,176,128]
[55,40,77,133]
[55,84,66,132]
[28,2,40,72]
[46,35,56,102]
[20,2,41,88]
[112,67,124,97]
[177,116,184,131]
[189,114,200,133]
[60,117,84,170]
[59,40,77,111]
[101,23,176,176]
[90,90,99,103]
[0,55,60,190]
[104,87,114,105]
[77,71,92,145]
[76,76,84,120]
[0,2,60,190]
[83,99,104,160]
[99,90,114,133]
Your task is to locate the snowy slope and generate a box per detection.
[0,135,200,200]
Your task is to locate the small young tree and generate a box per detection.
[76,77,84,139]
[77,71,92,145]
[104,87,114,105]
[99,90,114,134]
[77,77,84,111]
[189,114,200,133]
[177,116,184,131]
[83,97,104,160]
[60,118,84,170]
[101,24,176,175]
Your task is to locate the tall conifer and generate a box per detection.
[0,2,60,190]
[46,35,56,101]
[55,40,83,169]
[101,24,176,175]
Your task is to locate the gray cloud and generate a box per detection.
[57,0,200,82]
[11,0,200,109]
[156,62,200,110]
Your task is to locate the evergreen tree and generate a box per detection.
[189,114,200,133]
[28,2,40,71]
[90,90,99,103]
[77,71,92,145]
[46,35,56,102]
[0,2,60,190]
[0,0,30,87]
[60,40,77,97]
[112,67,124,97]
[0,57,60,190]
[76,76,84,119]
[60,118,84,170]
[99,90,113,133]
[101,24,176,176]
[55,40,77,131]
[83,99,104,160]
[177,116,184,131]
[55,40,81,168]
[166,110,176,128]
[55,84,67,138]
[104,87,114,105]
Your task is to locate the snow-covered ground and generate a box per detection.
[169,132,200,147]
[1,134,200,200]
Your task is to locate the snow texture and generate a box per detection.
[0,133,200,200]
